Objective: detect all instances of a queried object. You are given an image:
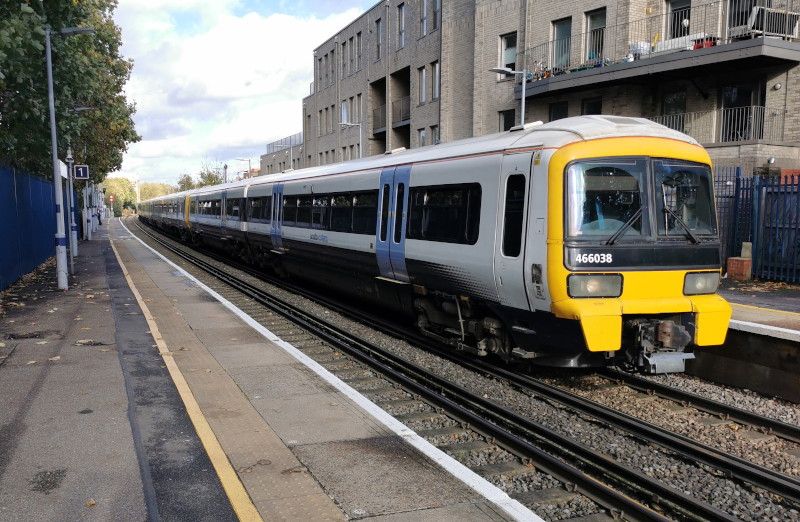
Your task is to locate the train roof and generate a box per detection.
[141,115,699,204]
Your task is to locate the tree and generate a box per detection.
[139,182,174,201]
[196,160,225,187]
[0,0,139,182]
[102,176,135,217]
[176,173,195,191]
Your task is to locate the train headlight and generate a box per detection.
[683,272,720,295]
[568,274,623,298]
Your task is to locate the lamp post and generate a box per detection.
[236,158,252,178]
[46,26,95,290]
[490,66,528,127]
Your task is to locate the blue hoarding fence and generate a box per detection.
[0,165,77,291]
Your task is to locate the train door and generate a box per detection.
[220,190,229,234]
[376,166,410,281]
[523,150,551,311]
[494,153,532,309]
[270,183,285,252]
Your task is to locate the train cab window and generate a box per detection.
[283,196,298,225]
[226,198,241,220]
[502,175,525,256]
[654,160,716,237]
[312,196,329,229]
[331,194,353,232]
[408,183,481,244]
[352,191,379,234]
[296,196,313,227]
[566,159,646,240]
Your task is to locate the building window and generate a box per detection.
[398,3,406,49]
[662,85,687,132]
[375,18,383,60]
[586,8,606,63]
[668,0,691,39]
[552,18,572,71]
[431,60,440,100]
[431,125,440,144]
[418,128,427,146]
[501,32,517,76]
[420,0,428,36]
[341,99,349,124]
[356,32,362,70]
[418,66,427,104]
[341,41,348,78]
[581,97,602,115]
[433,0,441,30]
[499,109,515,131]
[549,101,568,121]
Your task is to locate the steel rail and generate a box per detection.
[132,219,735,522]
[599,368,800,444]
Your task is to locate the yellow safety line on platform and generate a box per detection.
[111,240,262,522]
[731,302,800,317]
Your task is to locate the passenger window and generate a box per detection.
[330,194,353,232]
[353,191,379,235]
[312,196,330,229]
[296,196,312,227]
[502,175,526,257]
[283,196,297,225]
[407,183,481,244]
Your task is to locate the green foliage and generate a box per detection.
[196,160,225,187]
[139,181,175,201]
[176,173,195,192]
[0,0,140,182]
[102,176,135,217]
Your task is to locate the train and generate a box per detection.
[139,115,731,374]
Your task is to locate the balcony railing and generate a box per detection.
[648,106,788,144]
[522,0,800,80]
[373,104,387,131]
[392,95,411,123]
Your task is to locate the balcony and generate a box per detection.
[373,104,387,133]
[520,0,800,97]
[648,105,788,144]
[391,95,411,126]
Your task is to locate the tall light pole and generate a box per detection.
[46,26,95,290]
[490,67,528,127]
[236,158,252,178]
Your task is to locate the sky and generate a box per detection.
[112,0,374,186]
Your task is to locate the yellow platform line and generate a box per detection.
[731,302,800,317]
[111,240,262,522]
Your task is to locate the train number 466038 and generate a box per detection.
[575,253,613,264]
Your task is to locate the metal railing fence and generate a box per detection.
[649,106,788,144]
[714,168,800,282]
[522,0,799,79]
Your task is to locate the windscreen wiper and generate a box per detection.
[606,206,644,245]
[662,206,700,244]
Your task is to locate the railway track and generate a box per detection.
[127,217,799,521]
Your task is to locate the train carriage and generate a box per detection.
[139,115,731,374]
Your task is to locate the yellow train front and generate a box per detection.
[532,121,731,374]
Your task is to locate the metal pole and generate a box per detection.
[520,70,527,126]
[66,146,78,261]
[46,29,68,290]
[84,180,92,240]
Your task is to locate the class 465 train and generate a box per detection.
[139,115,731,374]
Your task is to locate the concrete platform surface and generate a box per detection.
[0,218,539,522]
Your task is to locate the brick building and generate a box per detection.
[262,0,800,174]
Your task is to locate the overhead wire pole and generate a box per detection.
[46,26,95,290]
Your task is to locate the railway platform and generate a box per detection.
[0,218,536,522]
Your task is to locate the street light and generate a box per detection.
[46,26,95,290]
[236,158,252,178]
[490,66,528,127]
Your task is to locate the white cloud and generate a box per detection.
[112,1,367,185]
